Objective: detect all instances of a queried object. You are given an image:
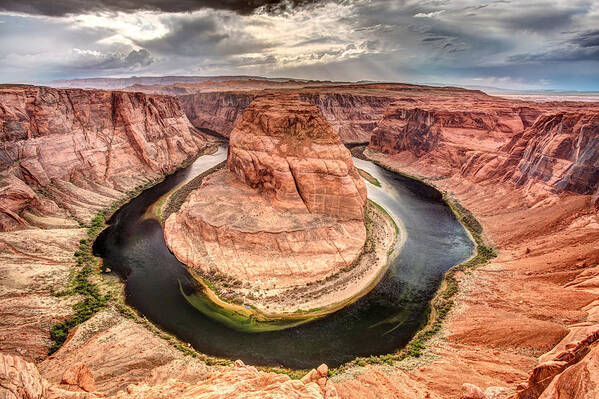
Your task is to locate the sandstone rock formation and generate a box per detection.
[368,100,541,173]
[298,91,393,143]
[360,98,599,398]
[165,94,367,296]
[2,347,337,399]
[368,94,599,198]
[179,92,255,136]
[0,85,210,231]
[177,88,393,143]
[113,361,336,399]
[0,84,211,363]
[0,352,48,399]
[502,111,599,196]
[227,95,367,219]
[511,329,599,399]
[61,364,96,392]
[2,80,599,399]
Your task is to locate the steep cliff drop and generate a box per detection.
[501,111,599,198]
[0,85,210,231]
[177,89,393,143]
[2,80,599,399]
[163,94,398,328]
[361,102,599,399]
[0,84,212,363]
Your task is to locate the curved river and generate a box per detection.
[94,147,474,369]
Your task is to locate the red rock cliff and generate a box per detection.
[298,92,392,143]
[0,85,208,231]
[501,111,599,196]
[178,90,392,143]
[164,94,367,292]
[368,99,599,198]
[179,92,255,136]
[369,102,534,160]
[227,94,367,219]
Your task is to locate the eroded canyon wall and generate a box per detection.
[177,89,393,143]
[298,92,393,143]
[227,94,367,219]
[361,93,599,399]
[369,99,599,198]
[0,85,209,231]
[2,81,599,399]
[502,111,599,196]
[178,92,255,137]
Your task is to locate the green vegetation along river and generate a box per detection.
[94,147,474,369]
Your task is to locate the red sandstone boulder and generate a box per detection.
[461,383,486,399]
[61,364,96,392]
[539,341,599,398]
[0,352,48,398]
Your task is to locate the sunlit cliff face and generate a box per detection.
[1,0,599,89]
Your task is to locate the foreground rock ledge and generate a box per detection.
[164,94,385,316]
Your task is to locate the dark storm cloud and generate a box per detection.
[134,13,277,57]
[510,29,599,63]
[0,0,329,16]
[576,29,599,48]
[122,49,154,66]
[1,0,598,89]
[65,49,154,72]
[511,47,599,62]
[133,14,228,56]
[497,7,583,32]
[422,37,445,42]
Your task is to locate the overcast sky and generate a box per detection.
[1,0,598,90]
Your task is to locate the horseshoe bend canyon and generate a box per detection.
[0,77,598,399]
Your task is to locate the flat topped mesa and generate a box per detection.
[164,94,368,296]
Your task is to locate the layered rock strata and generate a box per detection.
[298,92,393,143]
[2,345,337,398]
[177,89,393,143]
[0,85,210,231]
[501,111,599,196]
[179,92,255,136]
[2,81,599,399]
[0,84,210,363]
[369,99,599,198]
[164,94,367,298]
[358,102,599,398]
[369,101,540,174]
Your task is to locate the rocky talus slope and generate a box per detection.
[164,94,367,296]
[1,347,338,398]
